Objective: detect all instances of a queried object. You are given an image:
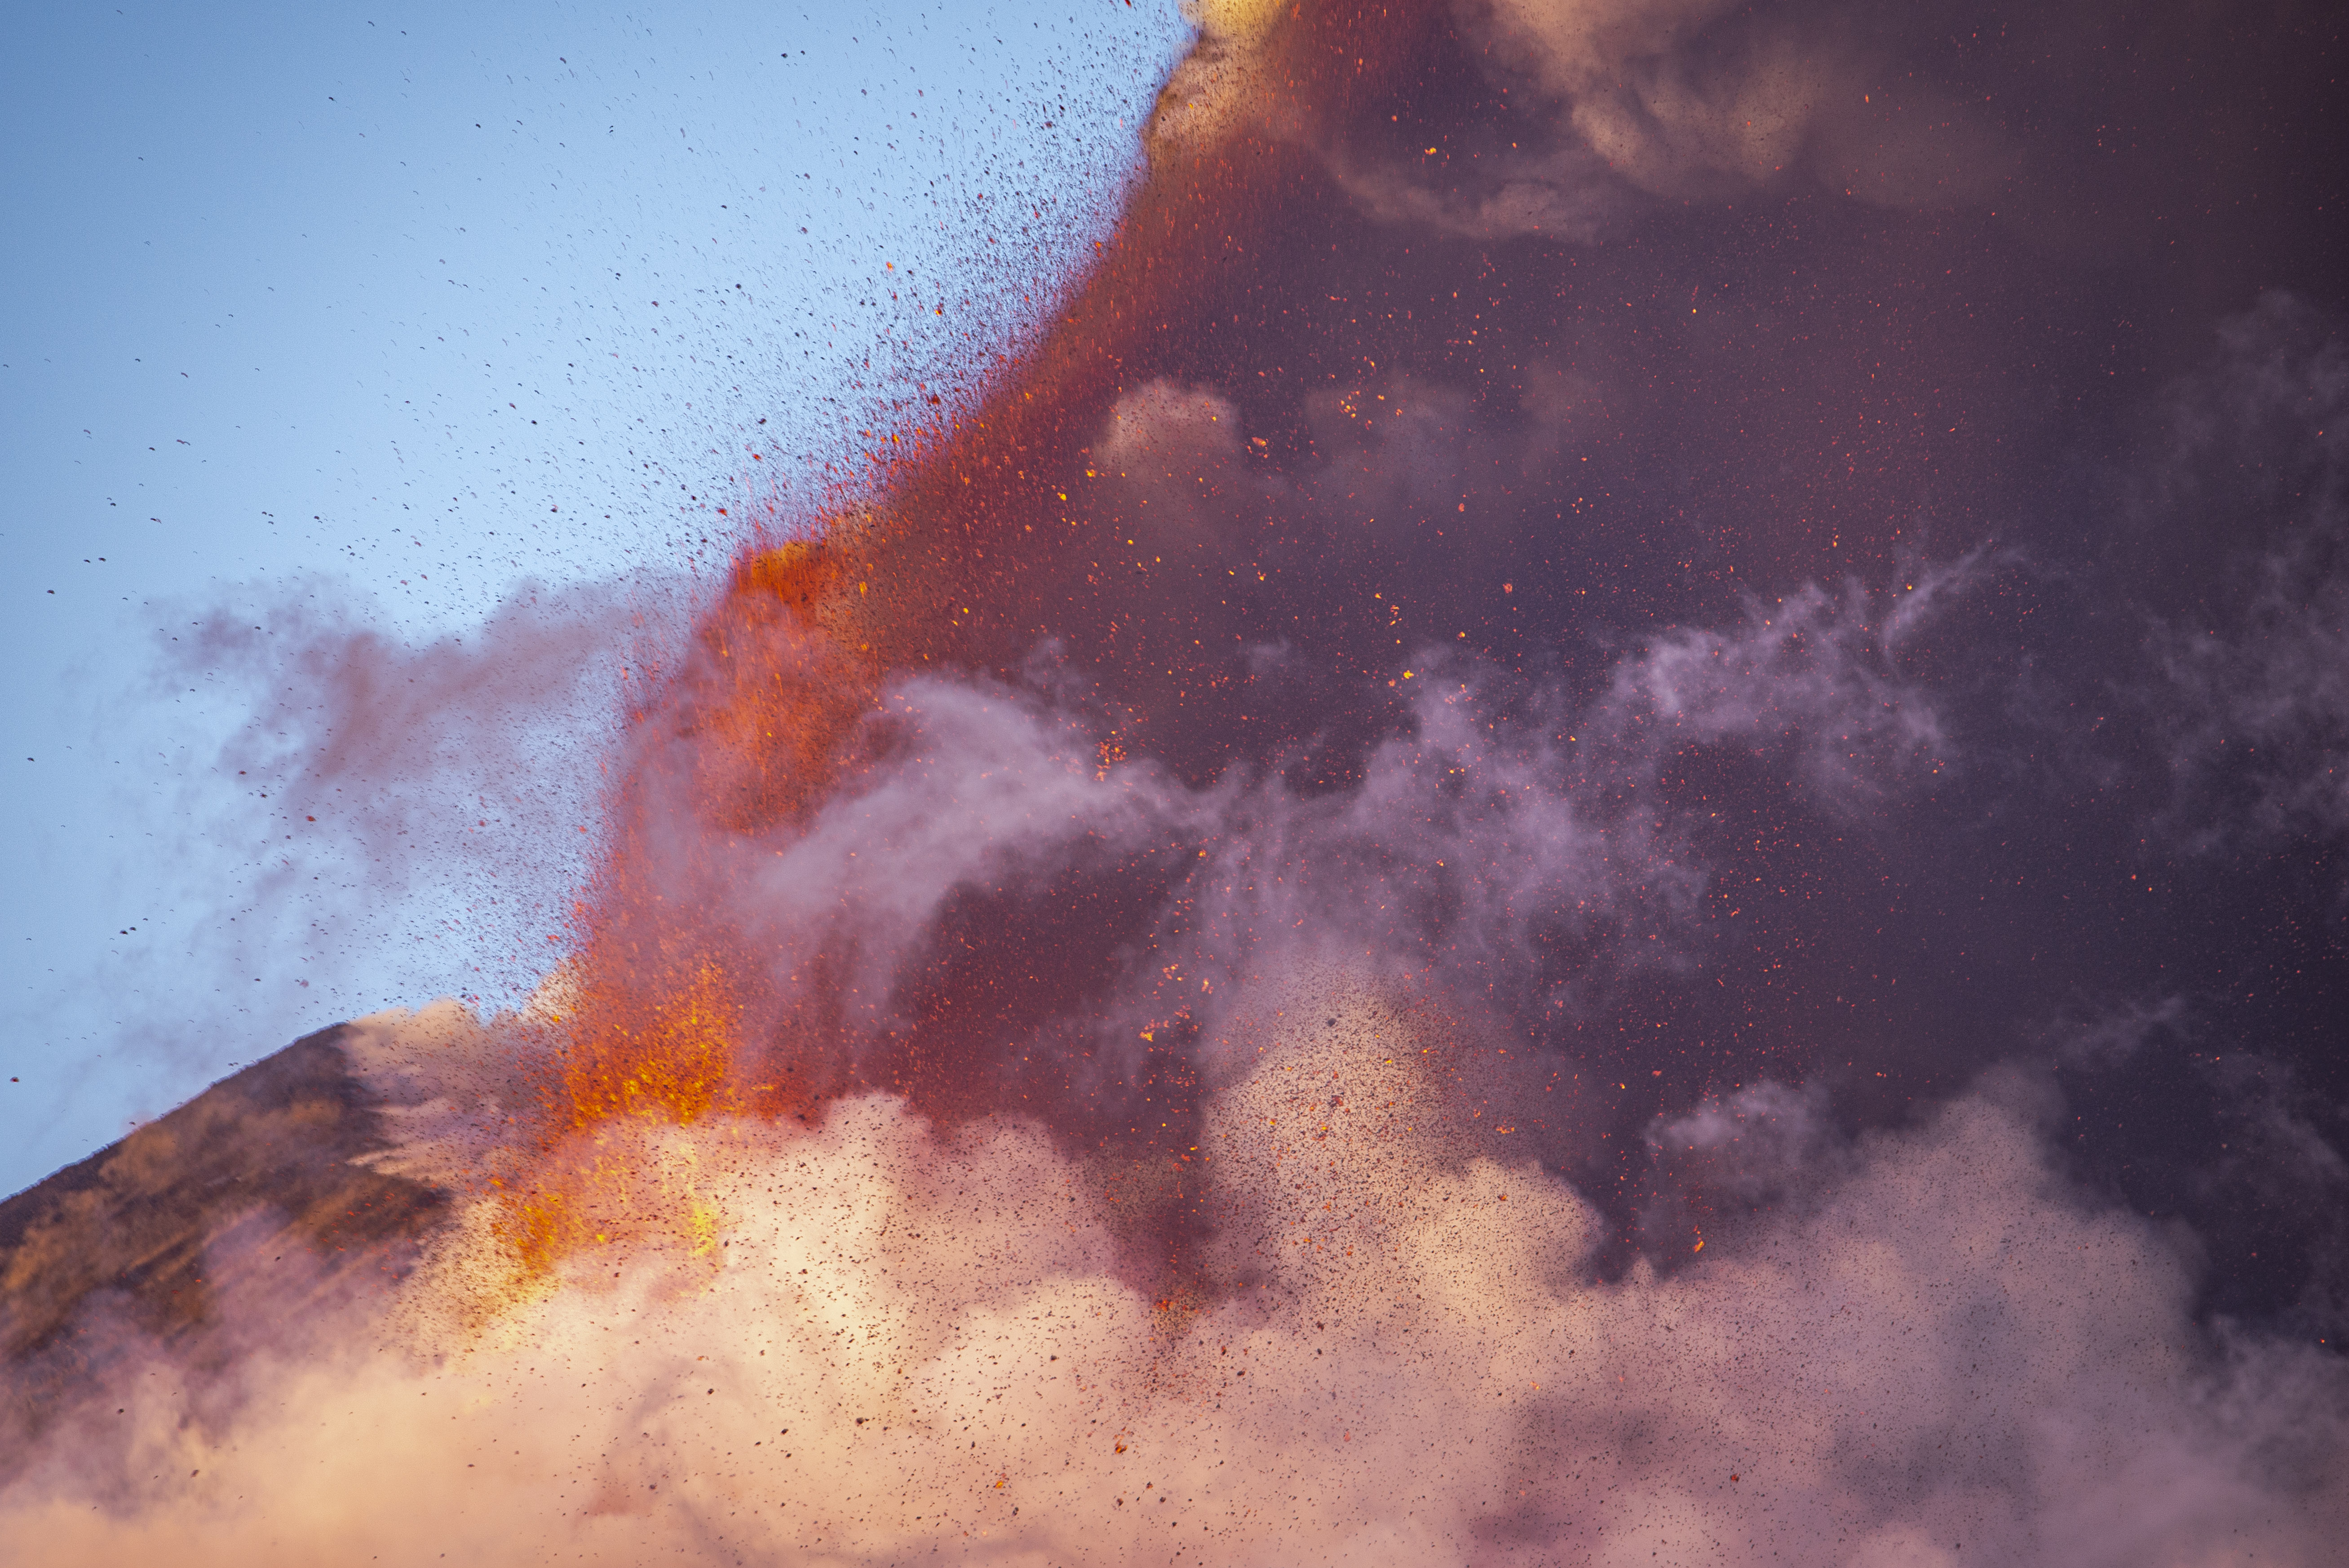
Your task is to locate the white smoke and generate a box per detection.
[15,357,2337,1559]
[3,993,2340,1564]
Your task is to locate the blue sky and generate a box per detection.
[0,0,1188,1194]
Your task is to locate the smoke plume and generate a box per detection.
[7,0,2347,1561]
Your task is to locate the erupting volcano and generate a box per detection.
[7,1,2349,1562]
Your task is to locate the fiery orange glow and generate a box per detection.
[501,2,1442,1271]
[557,957,741,1132]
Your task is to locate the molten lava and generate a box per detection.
[512,1,1447,1268]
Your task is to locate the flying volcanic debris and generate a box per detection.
[4,1,2348,1564]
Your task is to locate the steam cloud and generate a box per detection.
[4,1005,2341,1564]
[8,526,2346,1558]
[8,0,2347,1560]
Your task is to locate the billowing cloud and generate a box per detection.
[1319,0,2013,241]
[10,4,2348,1562]
[2142,296,2349,857]
[142,576,642,1017]
[4,999,2341,1564]
[1478,0,2006,206]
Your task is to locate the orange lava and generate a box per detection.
[503,2,1438,1270]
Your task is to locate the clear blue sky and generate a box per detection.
[0,0,1188,1194]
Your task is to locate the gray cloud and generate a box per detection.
[2141,296,2349,857]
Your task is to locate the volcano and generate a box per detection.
[6,2,2349,1562]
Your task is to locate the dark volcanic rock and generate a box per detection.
[0,1026,451,1455]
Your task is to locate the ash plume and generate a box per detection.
[6,0,2348,1562]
